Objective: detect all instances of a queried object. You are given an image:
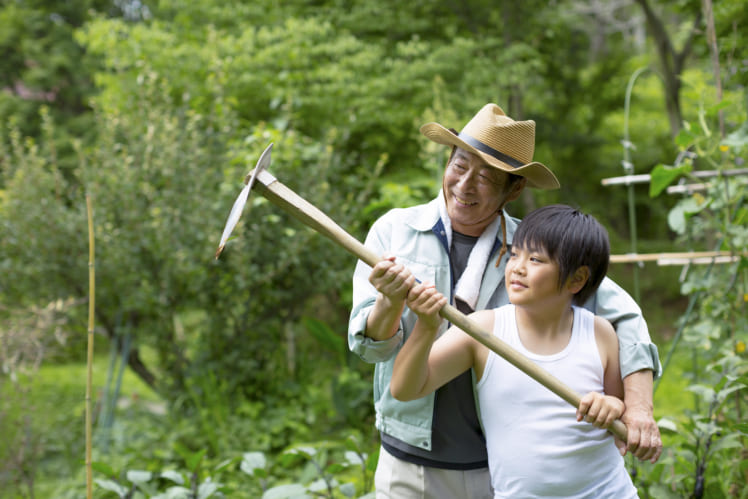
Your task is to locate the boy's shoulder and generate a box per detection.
[592,313,616,335]
[592,313,619,355]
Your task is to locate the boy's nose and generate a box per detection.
[510,261,526,275]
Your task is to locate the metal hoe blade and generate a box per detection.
[214,142,274,259]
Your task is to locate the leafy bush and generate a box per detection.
[630,101,748,498]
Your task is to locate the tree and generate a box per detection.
[633,0,702,137]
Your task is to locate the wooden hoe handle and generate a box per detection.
[252,169,628,443]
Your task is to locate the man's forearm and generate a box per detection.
[623,369,654,415]
[621,368,662,463]
[365,293,406,341]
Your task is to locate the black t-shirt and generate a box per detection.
[381,230,488,469]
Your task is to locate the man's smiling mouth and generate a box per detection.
[454,196,477,206]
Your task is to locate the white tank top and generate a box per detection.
[476,305,638,498]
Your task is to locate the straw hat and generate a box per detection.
[420,103,560,190]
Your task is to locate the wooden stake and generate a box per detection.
[85,195,95,499]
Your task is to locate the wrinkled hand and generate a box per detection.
[577,392,624,429]
[369,254,416,305]
[619,403,662,463]
[406,282,447,329]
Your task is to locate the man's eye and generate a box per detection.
[479,172,497,185]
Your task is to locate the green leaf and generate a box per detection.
[214,457,238,473]
[185,448,207,472]
[708,433,743,454]
[344,450,365,466]
[262,483,309,499]
[339,482,357,497]
[308,478,331,492]
[153,485,192,499]
[667,204,687,234]
[285,445,316,458]
[303,316,345,360]
[91,461,117,478]
[160,470,185,485]
[649,163,691,197]
[366,451,378,472]
[126,470,153,484]
[94,479,128,498]
[656,417,678,433]
[198,480,220,499]
[675,122,696,149]
[325,462,346,474]
[240,452,267,475]
[722,122,748,150]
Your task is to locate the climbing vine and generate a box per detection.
[638,106,748,498]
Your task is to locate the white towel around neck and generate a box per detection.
[438,191,501,310]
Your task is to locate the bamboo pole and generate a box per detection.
[601,168,748,186]
[609,251,747,264]
[85,194,95,499]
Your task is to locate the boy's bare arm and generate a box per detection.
[390,283,477,400]
[390,317,440,400]
[577,316,626,429]
[595,316,625,400]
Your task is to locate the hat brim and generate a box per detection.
[420,123,560,190]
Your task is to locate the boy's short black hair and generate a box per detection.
[512,204,610,305]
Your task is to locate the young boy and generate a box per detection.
[390,204,640,498]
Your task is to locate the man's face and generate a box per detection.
[443,148,517,236]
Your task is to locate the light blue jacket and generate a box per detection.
[348,197,661,451]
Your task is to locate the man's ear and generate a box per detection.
[505,177,527,203]
[567,266,590,294]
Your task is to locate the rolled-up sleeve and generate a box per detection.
[348,300,403,363]
[587,277,662,379]
[348,216,403,363]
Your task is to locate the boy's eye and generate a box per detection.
[530,254,549,263]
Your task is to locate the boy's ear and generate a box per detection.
[567,266,590,294]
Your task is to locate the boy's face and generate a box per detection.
[505,245,570,308]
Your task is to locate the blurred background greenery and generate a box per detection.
[1,1,746,497]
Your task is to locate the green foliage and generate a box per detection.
[88,435,376,498]
[3,1,748,497]
[633,92,748,498]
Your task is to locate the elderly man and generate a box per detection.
[349,103,662,498]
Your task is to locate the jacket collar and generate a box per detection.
[406,195,520,246]
[406,197,442,232]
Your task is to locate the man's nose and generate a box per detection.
[457,169,478,188]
